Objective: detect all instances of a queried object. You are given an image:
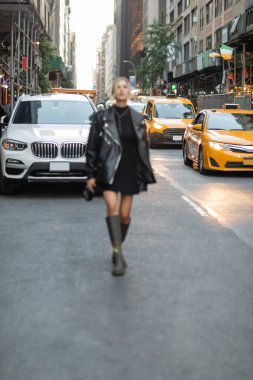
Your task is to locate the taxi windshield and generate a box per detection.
[13,100,94,125]
[207,113,253,131]
[129,103,145,113]
[154,103,194,119]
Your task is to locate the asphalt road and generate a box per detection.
[1,148,253,380]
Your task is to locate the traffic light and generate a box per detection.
[171,83,177,93]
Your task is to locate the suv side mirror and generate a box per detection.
[192,123,203,131]
[0,115,10,137]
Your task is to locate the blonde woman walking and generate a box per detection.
[86,77,156,276]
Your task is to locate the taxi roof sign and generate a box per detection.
[224,103,240,109]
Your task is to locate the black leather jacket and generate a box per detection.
[85,107,156,191]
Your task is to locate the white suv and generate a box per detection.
[0,93,96,194]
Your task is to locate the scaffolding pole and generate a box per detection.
[10,12,14,113]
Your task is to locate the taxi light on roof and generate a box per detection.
[166,94,177,99]
[224,103,240,109]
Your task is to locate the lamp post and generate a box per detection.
[123,60,137,88]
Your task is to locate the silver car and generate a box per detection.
[0,93,96,194]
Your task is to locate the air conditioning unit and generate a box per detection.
[193,15,198,23]
[194,35,198,42]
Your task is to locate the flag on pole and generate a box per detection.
[219,44,234,60]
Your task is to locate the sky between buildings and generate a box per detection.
[70,0,114,89]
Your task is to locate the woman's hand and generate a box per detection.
[86,178,96,193]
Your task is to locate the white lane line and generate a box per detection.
[181,196,208,217]
[155,164,219,220]
[202,205,219,219]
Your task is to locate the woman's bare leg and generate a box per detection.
[120,195,134,224]
[103,191,119,216]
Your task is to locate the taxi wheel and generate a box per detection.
[198,147,208,175]
[183,143,193,166]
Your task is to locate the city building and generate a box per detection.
[114,0,143,79]
[50,0,74,87]
[104,25,116,99]
[166,0,253,96]
[0,0,56,114]
[143,0,167,30]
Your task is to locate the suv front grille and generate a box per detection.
[61,143,86,158]
[32,142,58,158]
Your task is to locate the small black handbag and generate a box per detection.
[83,186,93,201]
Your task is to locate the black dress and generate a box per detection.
[101,105,139,195]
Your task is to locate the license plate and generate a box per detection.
[49,162,70,172]
[173,135,182,141]
[243,159,253,166]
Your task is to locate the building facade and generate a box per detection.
[0,0,56,114]
[143,0,167,30]
[114,0,143,78]
[104,25,116,99]
[166,0,253,96]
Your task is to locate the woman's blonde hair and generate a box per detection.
[111,77,131,97]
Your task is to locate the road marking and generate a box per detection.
[202,205,218,219]
[155,164,218,220]
[181,196,208,217]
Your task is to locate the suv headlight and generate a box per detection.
[2,139,28,151]
[209,142,230,151]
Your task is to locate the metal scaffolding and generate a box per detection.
[0,1,43,115]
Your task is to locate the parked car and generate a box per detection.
[0,93,96,194]
[144,95,196,148]
[183,108,253,174]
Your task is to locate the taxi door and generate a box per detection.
[188,113,205,161]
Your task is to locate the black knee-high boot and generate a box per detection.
[121,219,131,243]
[110,220,130,267]
[106,216,125,276]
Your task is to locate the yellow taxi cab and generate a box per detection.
[183,107,253,174]
[144,95,196,147]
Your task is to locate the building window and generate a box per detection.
[191,38,197,56]
[191,8,197,25]
[184,42,189,61]
[206,35,212,50]
[215,0,222,17]
[200,7,204,29]
[215,28,222,46]
[178,0,183,16]
[184,0,190,10]
[199,39,203,53]
[177,24,182,43]
[170,10,174,24]
[246,7,253,27]
[225,0,233,10]
[206,1,213,24]
[184,15,190,34]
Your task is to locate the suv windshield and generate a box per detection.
[154,103,194,119]
[13,100,94,124]
[207,113,253,131]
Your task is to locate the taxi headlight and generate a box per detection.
[153,123,163,130]
[2,139,27,151]
[209,142,230,151]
